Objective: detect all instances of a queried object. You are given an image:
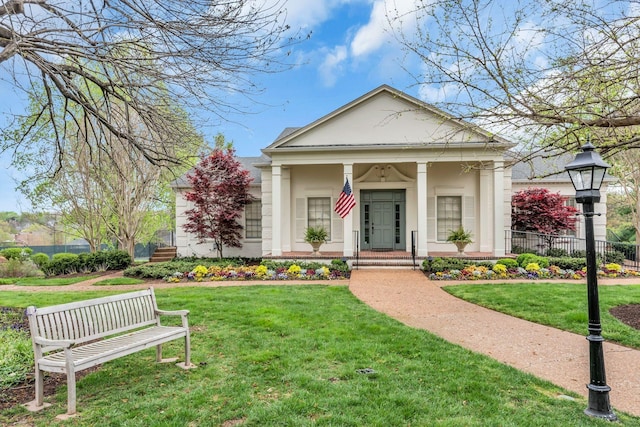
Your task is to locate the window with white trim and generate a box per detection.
[245,201,262,239]
[563,197,577,237]
[308,197,331,240]
[437,196,462,241]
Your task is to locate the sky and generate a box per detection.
[0,0,429,213]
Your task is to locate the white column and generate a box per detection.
[493,161,506,256]
[342,163,354,256]
[480,169,492,252]
[417,162,428,256]
[271,165,282,256]
[281,168,291,252]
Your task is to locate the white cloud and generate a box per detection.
[280,0,363,30]
[350,0,420,58]
[350,1,389,57]
[319,45,348,87]
[418,83,460,103]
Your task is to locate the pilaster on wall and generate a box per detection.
[271,165,282,256]
[261,169,273,257]
[493,160,506,257]
[416,162,428,256]
[480,169,492,253]
[282,168,291,252]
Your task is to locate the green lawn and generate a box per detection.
[0,276,99,286]
[1,285,637,425]
[444,282,640,349]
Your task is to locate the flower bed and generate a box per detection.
[427,262,640,281]
[164,262,349,283]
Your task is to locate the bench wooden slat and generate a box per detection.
[26,287,193,415]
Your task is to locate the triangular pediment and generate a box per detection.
[264,85,509,153]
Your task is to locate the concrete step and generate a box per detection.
[352,259,420,269]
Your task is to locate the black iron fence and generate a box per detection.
[505,229,639,270]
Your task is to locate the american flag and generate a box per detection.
[334,178,356,218]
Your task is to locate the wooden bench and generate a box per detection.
[25,287,194,415]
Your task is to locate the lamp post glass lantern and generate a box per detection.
[564,142,617,421]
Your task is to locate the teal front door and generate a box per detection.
[361,190,405,251]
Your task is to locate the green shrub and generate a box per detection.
[30,252,50,269]
[570,250,586,258]
[0,247,33,261]
[603,250,625,265]
[0,328,33,388]
[77,252,109,272]
[124,263,179,279]
[475,261,495,269]
[546,248,569,257]
[47,253,80,275]
[516,253,549,269]
[0,258,44,278]
[548,257,586,270]
[424,257,472,273]
[330,258,350,273]
[496,258,518,268]
[106,250,133,270]
[516,253,537,268]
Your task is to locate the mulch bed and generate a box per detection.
[0,307,101,411]
[609,304,640,330]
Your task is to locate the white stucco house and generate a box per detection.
[173,85,608,260]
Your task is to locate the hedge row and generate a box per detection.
[3,249,132,276]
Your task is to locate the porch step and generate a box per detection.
[352,258,420,269]
[149,246,177,263]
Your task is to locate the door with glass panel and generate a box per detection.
[360,190,405,251]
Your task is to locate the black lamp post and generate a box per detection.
[564,142,616,421]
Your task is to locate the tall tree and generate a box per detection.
[18,58,204,256]
[1,0,298,172]
[609,149,640,244]
[512,187,578,249]
[182,147,254,258]
[389,0,640,156]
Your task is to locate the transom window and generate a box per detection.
[308,197,331,240]
[245,201,262,239]
[437,196,462,241]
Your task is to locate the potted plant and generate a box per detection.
[304,226,328,255]
[446,226,473,256]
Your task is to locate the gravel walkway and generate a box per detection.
[4,269,640,417]
[349,269,640,418]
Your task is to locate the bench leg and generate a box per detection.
[66,370,77,415]
[185,332,191,366]
[156,343,163,362]
[64,349,77,415]
[35,366,44,407]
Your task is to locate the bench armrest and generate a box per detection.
[156,309,189,316]
[156,309,190,328]
[34,336,76,348]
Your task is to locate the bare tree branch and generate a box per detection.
[1,0,299,172]
[389,0,640,156]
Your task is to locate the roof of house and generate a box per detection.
[263,84,515,154]
[510,151,615,184]
[510,152,574,183]
[170,155,267,189]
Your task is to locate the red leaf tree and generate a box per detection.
[182,148,254,258]
[512,187,579,251]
